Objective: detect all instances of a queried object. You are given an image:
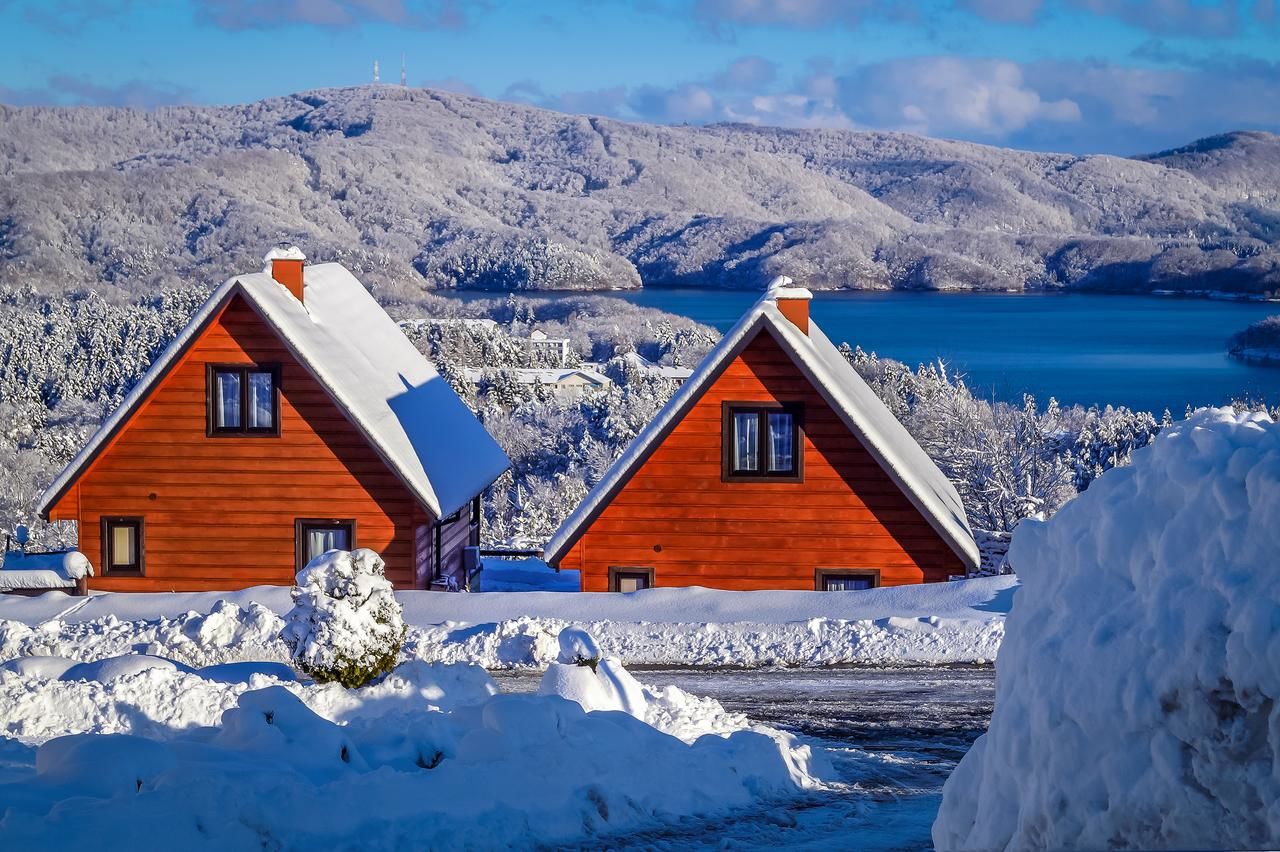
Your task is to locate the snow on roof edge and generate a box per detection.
[544,291,979,570]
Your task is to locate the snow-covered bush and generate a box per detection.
[280,549,406,689]
[934,408,1280,850]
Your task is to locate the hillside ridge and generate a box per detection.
[1,85,1276,297]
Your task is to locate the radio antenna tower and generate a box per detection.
[400,54,406,86]
[372,60,380,83]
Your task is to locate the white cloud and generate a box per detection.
[693,0,881,29]
[838,57,1080,137]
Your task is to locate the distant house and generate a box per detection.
[617,352,695,385]
[38,248,510,592]
[545,279,979,592]
[524,329,572,367]
[463,366,612,401]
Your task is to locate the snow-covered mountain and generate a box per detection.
[1,85,1277,296]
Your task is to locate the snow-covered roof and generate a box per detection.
[0,551,92,590]
[462,367,610,386]
[545,287,980,570]
[39,262,510,520]
[618,352,695,380]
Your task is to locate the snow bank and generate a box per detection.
[0,576,1013,669]
[0,630,821,849]
[935,408,1280,851]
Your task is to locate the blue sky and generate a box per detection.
[1,0,1277,154]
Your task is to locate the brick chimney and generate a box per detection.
[766,275,812,335]
[264,245,306,301]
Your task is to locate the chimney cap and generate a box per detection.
[765,275,812,302]
[263,244,306,270]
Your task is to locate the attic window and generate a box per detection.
[723,402,803,481]
[208,365,280,436]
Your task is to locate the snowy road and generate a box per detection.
[497,665,995,851]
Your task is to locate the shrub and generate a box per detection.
[280,548,406,688]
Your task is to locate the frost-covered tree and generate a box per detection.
[280,548,406,688]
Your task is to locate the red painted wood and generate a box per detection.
[48,294,434,591]
[559,328,966,591]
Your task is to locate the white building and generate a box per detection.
[462,366,612,401]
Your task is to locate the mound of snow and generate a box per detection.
[60,655,190,683]
[0,648,821,849]
[0,575,1013,669]
[0,655,78,680]
[935,408,1280,850]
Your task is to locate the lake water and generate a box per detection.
[449,289,1280,413]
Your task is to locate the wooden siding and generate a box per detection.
[48,294,432,591]
[559,328,967,591]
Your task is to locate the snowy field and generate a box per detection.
[0,569,1013,669]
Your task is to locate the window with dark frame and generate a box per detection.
[208,364,280,436]
[609,566,655,593]
[723,403,803,480]
[295,519,355,571]
[102,517,143,574]
[816,569,880,592]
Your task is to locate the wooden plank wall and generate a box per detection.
[561,329,966,591]
[50,295,427,591]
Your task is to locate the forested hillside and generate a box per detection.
[1,86,1277,297]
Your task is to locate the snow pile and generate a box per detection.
[935,408,1280,851]
[0,599,286,667]
[0,632,821,849]
[281,549,406,687]
[539,628,647,717]
[0,576,1013,669]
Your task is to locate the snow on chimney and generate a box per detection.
[264,245,306,302]
[766,275,812,335]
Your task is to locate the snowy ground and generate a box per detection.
[0,570,1013,669]
[0,644,831,849]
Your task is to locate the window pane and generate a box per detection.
[306,526,350,564]
[616,573,649,592]
[247,371,274,429]
[110,524,135,567]
[733,412,759,471]
[768,412,794,472]
[215,371,241,428]
[825,575,874,591]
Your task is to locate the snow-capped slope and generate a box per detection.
[2,86,1276,297]
[934,408,1280,850]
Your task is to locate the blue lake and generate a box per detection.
[486,289,1280,414]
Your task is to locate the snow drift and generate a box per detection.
[0,630,821,849]
[0,575,1013,669]
[934,408,1280,850]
